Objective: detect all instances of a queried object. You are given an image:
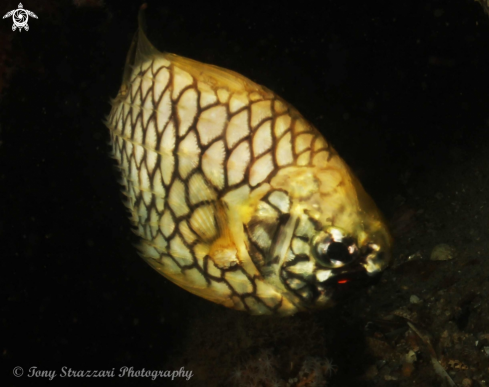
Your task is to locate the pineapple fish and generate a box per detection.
[106,6,392,315]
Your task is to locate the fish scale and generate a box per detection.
[106,6,392,315]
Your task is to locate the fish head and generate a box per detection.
[268,152,392,311]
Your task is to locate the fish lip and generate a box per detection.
[317,259,383,300]
[318,265,371,293]
[316,243,387,285]
[317,259,365,284]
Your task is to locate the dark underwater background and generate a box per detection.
[2,0,489,386]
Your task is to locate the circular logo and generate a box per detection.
[12,9,28,29]
[13,366,24,377]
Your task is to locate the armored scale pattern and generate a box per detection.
[106,11,391,315]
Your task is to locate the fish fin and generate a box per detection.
[128,4,275,96]
[121,4,159,93]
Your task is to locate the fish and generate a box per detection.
[105,5,392,315]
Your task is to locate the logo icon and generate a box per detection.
[3,3,37,32]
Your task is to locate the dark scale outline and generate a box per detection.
[134,137,147,171]
[168,181,193,223]
[291,132,310,158]
[296,150,313,167]
[248,150,275,188]
[122,108,134,141]
[290,236,311,256]
[125,150,139,194]
[148,157,166,208]
[248,103,274,163]
[176,89,200,140]
[140,83,157,130]
[141,192,163,230]
[249,99,274,131]
[187,197,218,211]
[245,199,280,250]
[202,255,222,282]
[280,254,321,305]
[242,293,275,314]
[112,105,124,137]
[157,119,176,189]
[150,69,171,110]
[174,84,196,132]
[165,180,189,222]
[271,111,292,139]
[223,105,251,152]
[142,117,159,160]
[154,88,173,147]
[212,260,288,313]
[160,203,178,240]
[183,203,219,244]
[251,118,275,156]
[133,188,155,227]
[176,129,202,180]
[118,103,133,139]
[272,97,290,116]
[128,72,147,120]
[263,189,291,215]
[184,169,218,206]
[198,87,219,110]
[133,171,153,220]
[294,215,317,241]
[326,147,337,162]
[159,252,185,274]
[129,76,143,108]
[243,223,269,274]
[217,180,248,200]
[133,191,148,226]
[115,104,126,137]
[168,226,212,287]
[198,137,228,192]
[215,264,276,314]
[293,132,315,157]
[271,127,294,172]
[177,218,200,246]
[311,135,329,154]
[129,111,143,144]
[110,131,122,162]
[140,110,156,150]
[260,109,280,173]
[166,236,197,271]
[150,58,170,78]
[217,144,250,193]
[194,102,228,149]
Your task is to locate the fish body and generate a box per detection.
[106,8,392,315]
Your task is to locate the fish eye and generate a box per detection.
[313,231,357,268]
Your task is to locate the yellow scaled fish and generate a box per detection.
[106,5,392,315]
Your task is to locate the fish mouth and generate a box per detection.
[318,259,383,302]
[315,242,389,299]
